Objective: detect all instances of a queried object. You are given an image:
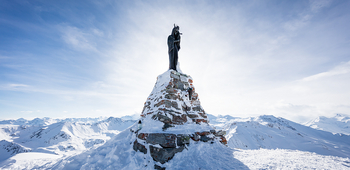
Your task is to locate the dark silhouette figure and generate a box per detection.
[168,25,181,71]
[187,87,193,100]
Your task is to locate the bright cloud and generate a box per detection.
[302,61,350,81]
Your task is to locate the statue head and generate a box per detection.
[172,24,180,36]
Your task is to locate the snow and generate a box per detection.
[50,128,248,170]
[0,114,350,169]
[0,116,136,162]
[138,115,213,134]
[305,113,350,135]
[160,142,248,169]
[0,117,108,126]
[0,153,61,170]
[220,115,350,158]
[234,149,350,170]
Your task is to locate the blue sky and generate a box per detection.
[1,0,350,123]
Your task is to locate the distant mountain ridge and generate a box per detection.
[218,115,350,158]
[304,113,350,135]
[0,117,109,126]
[0,116,136,161]
[1,113,350,169]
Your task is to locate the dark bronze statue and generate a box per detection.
[168,24,181,71]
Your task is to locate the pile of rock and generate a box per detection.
[140,71,208,129]
[132,70,227,168]
[133,130,227,164]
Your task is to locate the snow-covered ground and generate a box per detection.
[2,147,349,169]
[0,152,61,170]
[234,149,350,170]
[1,114,350,169]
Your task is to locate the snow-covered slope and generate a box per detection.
[304,114,350,135]
[219,115,350,158]
[0,117,136,161]
[234,148,350,169]
[0,140,32,161]
[51,128,248,170]
[1,114,350,169]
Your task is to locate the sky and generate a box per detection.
[0,0,350,123]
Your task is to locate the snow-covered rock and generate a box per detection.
[51,129,247,170]
[139,70,211,132]
[0,140,32,161]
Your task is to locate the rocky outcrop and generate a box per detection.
[0,140,32,156]
[133,70,227,167]
[141,71,208,128]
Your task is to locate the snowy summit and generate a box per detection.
[49,69,239,169]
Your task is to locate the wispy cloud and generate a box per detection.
[310,0,332,13]
[273,102,314,113]
[9,84,29,88]
[302,61,350,81]
[59,25,99,52]
[20,110,33,114]
[284,0,332,31]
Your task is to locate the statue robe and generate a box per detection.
[167,29,181,71]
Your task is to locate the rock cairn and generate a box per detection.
[132,70,227,168]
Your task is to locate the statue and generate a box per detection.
[168,24,181,71]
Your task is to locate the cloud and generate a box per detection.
[0,55,10,60]
[274,102,314,113]
[59,25,99,52]
[1,82,136,102]
[310,0,332,13]
[91,28,104,36]
[302,61,350,81]
[20,111,33,114]
[9,84,29,88]
[283,0,332,32]
[0,84,30,91]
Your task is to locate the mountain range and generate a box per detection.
[0,114,349,169]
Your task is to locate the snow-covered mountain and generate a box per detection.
[0,117,108,126]
[304,113,350,135]
[1,114,350,169]
[2,111,350,169]
[0,140,31,161]
[0,117,136,162]
[216,115,350,158]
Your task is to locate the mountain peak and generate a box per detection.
[305,113,350,135]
